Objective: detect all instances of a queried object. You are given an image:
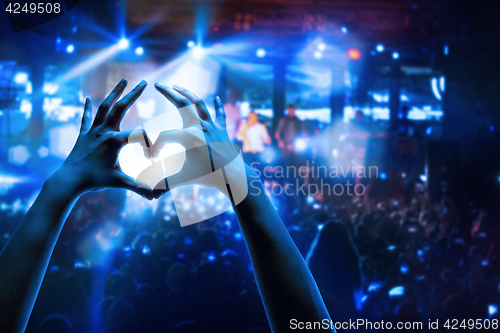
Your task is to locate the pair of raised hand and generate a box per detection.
[60,79,243,201]
[1,80,334,333]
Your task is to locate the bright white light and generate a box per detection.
[136,99,156,119]
[376,44,384,52]
[192,45,205,60]
[317,43,326,51]
[26,82,32,94]
[392,52,399,59]
[118,38,130,50]
[420,174,427,182]
[341,26,348,33]
[431,78,442,100]
[313,51,323,59]
[135,47,144,56]
[66,44,74,53]
[187,40,195,48]
[49,124,80,159]
[440,76,445,92]
[256,48,266,58]
[43,82,59,95]
[400,94,409,102]
[372,93,389,103]
[20,99,32,118]
[332,149,339,158]
[317,224,323,230]
[0,175,22,184]
[307,196,314,203]
[294,138,308,152]
[14,72,28,84]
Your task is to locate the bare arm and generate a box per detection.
[153,85,334,333]
[0,79,152,333]
[262,125,272,145]
[234,166,333,332]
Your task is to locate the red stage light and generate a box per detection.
[347,48,361,60]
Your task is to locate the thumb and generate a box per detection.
[112,171,154,200]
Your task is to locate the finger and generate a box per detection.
[214,96,226,129]
[113,171,154,200]
[152,129,185,158]
[80,97,93,133]
[155,83,201,128]
[152,189,167,199]
[172,85,211,121]
[155,83,191,108]
[114,128,154,158]
[93,79,128,128]
[105,80,148,129]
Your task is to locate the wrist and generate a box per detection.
[45,167,88,198]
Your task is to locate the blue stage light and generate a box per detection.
[341,26,348,33]
[489,305,498,316]
[187,40,195,48]
[256,48,266,58]
[135,46,144,56]
[376,44,384,52]
[313,51,323,59]
[389,286,404,297]
[118,38,130,50]
[392,52,399,59]
[66,44,75,53]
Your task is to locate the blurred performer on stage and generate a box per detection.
[345,110,371,169]
[223,91,241,141]
[391,106,421,204]
[274,104,306,164]
[236,111,271,165]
